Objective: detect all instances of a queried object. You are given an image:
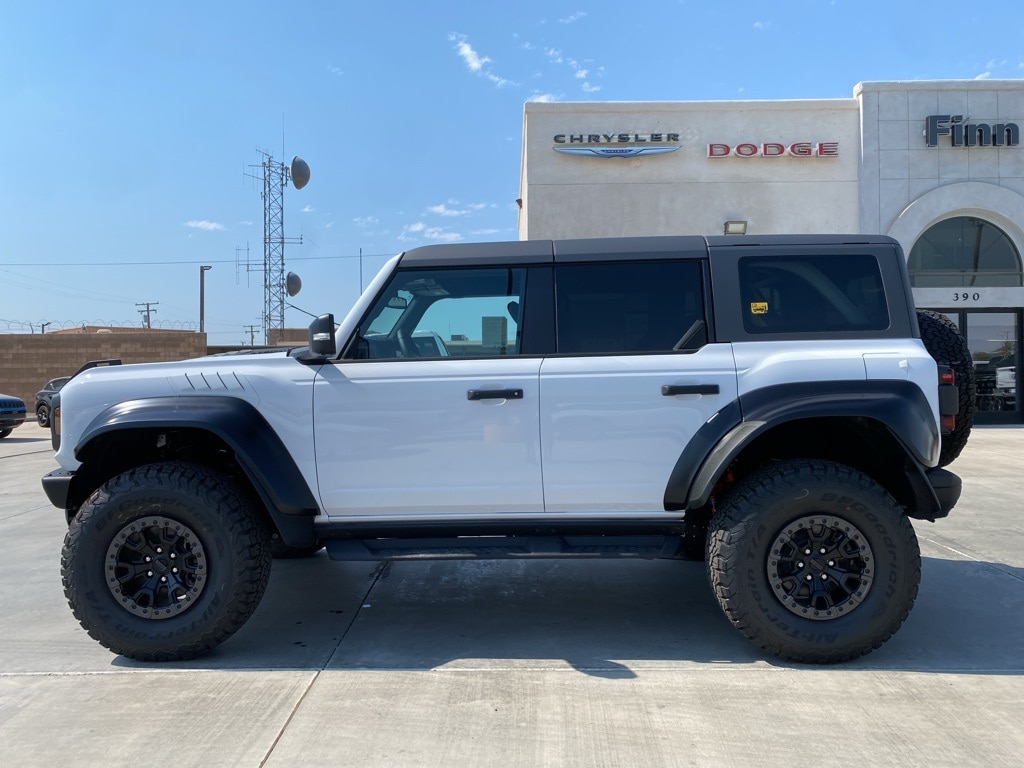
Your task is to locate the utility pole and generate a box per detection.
[243,324,259,346]
[136,301,158,329]
[199,265,212,333]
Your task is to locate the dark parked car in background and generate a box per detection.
[0,394,27,438]
[35,377,70,428]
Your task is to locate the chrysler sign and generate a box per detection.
[553,132,681,158]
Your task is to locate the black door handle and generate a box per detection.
[468,389,524,401]
[661,384,720,396]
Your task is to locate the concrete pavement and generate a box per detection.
[1,421,1022,766]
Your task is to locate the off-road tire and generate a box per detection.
[61,462,272,661]
[707,459,920,663]
[36,405,50,428]
[917,309,975,466]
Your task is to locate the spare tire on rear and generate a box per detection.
[917,310,975,466]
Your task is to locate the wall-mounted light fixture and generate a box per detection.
[724,220,747,236]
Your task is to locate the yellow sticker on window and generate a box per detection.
[749,301,769,315]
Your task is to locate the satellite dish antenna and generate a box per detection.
[289,156,310,190]
[286,271,302,297]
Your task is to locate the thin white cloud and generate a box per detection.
[543,47,601,93]
[559,12,587,24]
[185,220,225,231]
[301,205,315,213]
[428,203,469,217]
[238,220,253,226]
[328,65,343,76]
[754,21,771,29]
[448,33,516,88]
[354,216,379,227]
[427,201,490,217]
[528,92,560,102]
[399,222,462,243]
[450,33,490,72]
[975,71,992,80]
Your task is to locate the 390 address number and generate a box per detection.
[952,292,981,302]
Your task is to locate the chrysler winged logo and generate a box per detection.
[554,145,680,157]
[552,132,681,158]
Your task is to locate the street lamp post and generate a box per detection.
[199,265,213,333]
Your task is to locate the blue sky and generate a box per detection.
[1,1,1021,344]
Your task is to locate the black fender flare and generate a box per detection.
[664,380,942,514]
[74,396,319,542]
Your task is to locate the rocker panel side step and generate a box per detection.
[324,535,684,561]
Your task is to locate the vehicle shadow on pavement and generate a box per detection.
[111,555,1024,676]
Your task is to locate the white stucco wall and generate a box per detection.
[520,99,861,241]
[856,80,1024,243]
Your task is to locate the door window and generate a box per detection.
[353,268,526,359]
[554,261,706,354]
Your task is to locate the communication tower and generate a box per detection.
[247,150,310,344]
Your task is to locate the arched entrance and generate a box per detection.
[909,217,1023,423]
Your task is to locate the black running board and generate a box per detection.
[324,534,684,561]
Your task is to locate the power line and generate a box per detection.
[0,251,393,267]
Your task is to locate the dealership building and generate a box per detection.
[518,79,1024,423]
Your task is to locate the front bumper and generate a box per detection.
[1,412,26,429]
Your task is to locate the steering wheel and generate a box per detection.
[395,329,419,358]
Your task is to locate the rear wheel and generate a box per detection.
[0,428,11,439]
[707,460,920,663]
[62,462,271,661]
[36,404,50,427]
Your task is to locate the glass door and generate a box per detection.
[965,311,1020,423]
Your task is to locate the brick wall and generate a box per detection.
[0,332,208,412]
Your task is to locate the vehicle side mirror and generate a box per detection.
[309,314,337,357]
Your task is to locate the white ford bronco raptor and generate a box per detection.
[43,235,972,663]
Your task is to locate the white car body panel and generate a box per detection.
[54,354,324,495]
[539,346,739,513]
[313,358,543,518]
[732,338,941,464]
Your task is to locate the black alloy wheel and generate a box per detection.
[62,462,271,661]
[707,459,920,663]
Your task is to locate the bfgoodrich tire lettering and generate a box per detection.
[707,460,920,663]
[61,462,271,661]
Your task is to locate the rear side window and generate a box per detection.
[738,254,890,334]
[555,260,706,354]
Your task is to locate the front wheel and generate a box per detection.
[36,405,50,427]
[707,460,920,663]
[61,462,272,661]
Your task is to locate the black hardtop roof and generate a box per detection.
[397,234,899,267]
